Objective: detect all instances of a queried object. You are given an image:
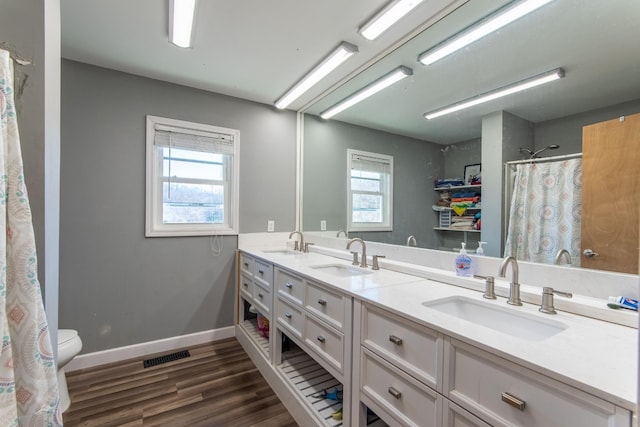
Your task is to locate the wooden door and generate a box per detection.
[581,113,640,274]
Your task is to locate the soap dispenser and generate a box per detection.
[476,241,487,256]
[455,242,473,277]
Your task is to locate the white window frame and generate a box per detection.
[347,149,393,232]
[145,115,240,237]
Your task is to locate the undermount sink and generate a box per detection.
[262,249,299,255]
[422,296,568,341]
[309,264,373,277]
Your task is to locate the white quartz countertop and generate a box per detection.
[240,246,638,411]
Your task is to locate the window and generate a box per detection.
[146,115,239,236]
[347,149,393,232]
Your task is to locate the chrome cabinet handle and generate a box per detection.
[243,282,249,287]
[583,249,600,258]
[317,299,327,306]
[317,336,326,343]
[389,335,403,346]
[257,293,263,299]
[258,269,264,275]
[243,262,249,267]
[388,387,402,399]
[285,283,293,289]
[284,312,292,319]
[501,392,526,411]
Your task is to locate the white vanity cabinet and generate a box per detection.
[354,301,632,427]
[236,252,274,359]
[444,339,632,427]
[355,301,444,426]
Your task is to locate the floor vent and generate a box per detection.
[143,350,190,368]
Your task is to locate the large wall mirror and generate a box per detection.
[300,0,640,274]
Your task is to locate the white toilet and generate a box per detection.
[57,329,82,412]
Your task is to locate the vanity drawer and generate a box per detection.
[360,347,440,427]
[275,268,304,306]
[443,400,491,427]
[361,303,442,390]
[253,282,271,315]
[305,280,346,331]
[239,272,253,299]
[239,253,254,276]
[304,314,344,374]
[445,339,631,427]
[276,297,303,339]
[253,258,273,289]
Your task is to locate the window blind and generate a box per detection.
[351,152,391,174]
[154,124,235,155]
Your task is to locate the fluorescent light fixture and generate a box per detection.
[418,0,555,65]
[275,42,359,110]
[359,0,427,41]
[320,66,413,119]
[170,0,197,48]
[424,68,564,120]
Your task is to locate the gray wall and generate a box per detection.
[535,99,640,154]
[303,115,444,248]
[61,60,296,353]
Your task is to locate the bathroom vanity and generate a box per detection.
[235,237,636,427]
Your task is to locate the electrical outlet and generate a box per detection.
[267,220,275,232]
[320,220,327,231]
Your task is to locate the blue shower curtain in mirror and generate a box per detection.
[0,49,61,425]
[504,158,582,266]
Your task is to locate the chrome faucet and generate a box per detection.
[406,235,417,246]
[346,238,367,268]
[498,256,522,306]
[554,249,572,266]
[336,229,347,238]
[288,230,304,252]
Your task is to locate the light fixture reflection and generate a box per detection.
[418,0,555,65]
[170,0,197,48]
[275,42,359,110]
[424,68,565,120]
[359,0,426,41]
[320,66,413,119]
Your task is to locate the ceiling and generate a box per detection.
[61,0,640,144]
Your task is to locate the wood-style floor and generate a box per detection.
[63,337,298,427]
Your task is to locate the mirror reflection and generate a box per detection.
[301,0,640,274]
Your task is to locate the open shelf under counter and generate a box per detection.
[277,341,387,427]
[238,318,270,357]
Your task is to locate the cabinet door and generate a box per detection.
[360,348,441,427]
[443,400,490,427]
[445,339,631,427]
[361,303,442,391]
[275,268,304,306]
[305,280,346,331]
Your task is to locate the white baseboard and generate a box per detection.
[65,326,235,372]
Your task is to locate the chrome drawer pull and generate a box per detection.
[318,299,327,306]
[258,293,264,298]
[243,262,249,268]
[285,283,293,289]
[317,336,326,343]
[243,282,249,287]
[501,392,526,411]
[258,269,264,275]
[389,335,403,345]
[284,313,292,319]
[388,387,402,399]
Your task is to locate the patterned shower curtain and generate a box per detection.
[504,158,582,266]
[0,50,61,425]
